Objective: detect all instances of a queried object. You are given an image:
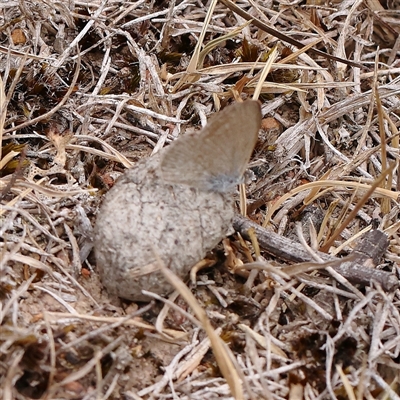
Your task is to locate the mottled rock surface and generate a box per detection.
[94,151,235,301]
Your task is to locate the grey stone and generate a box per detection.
[94,151,234,301]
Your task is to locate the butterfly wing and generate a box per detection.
[160,101,262,192]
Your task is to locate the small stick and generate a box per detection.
[220,0,363,68]
[233,215,398,292]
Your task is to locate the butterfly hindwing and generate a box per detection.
[160,101,262,193]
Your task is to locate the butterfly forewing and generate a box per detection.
[160,101,262,192]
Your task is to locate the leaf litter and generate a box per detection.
[0,0,400,399]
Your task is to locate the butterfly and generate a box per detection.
[160,100,262,193]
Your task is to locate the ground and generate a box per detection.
[1,1,400,399]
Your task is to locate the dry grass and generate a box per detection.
[1,0,400,399]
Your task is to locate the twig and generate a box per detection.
[233,215,398,291]
[220,0,363,68]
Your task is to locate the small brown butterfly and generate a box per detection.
[160,101,262,193]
